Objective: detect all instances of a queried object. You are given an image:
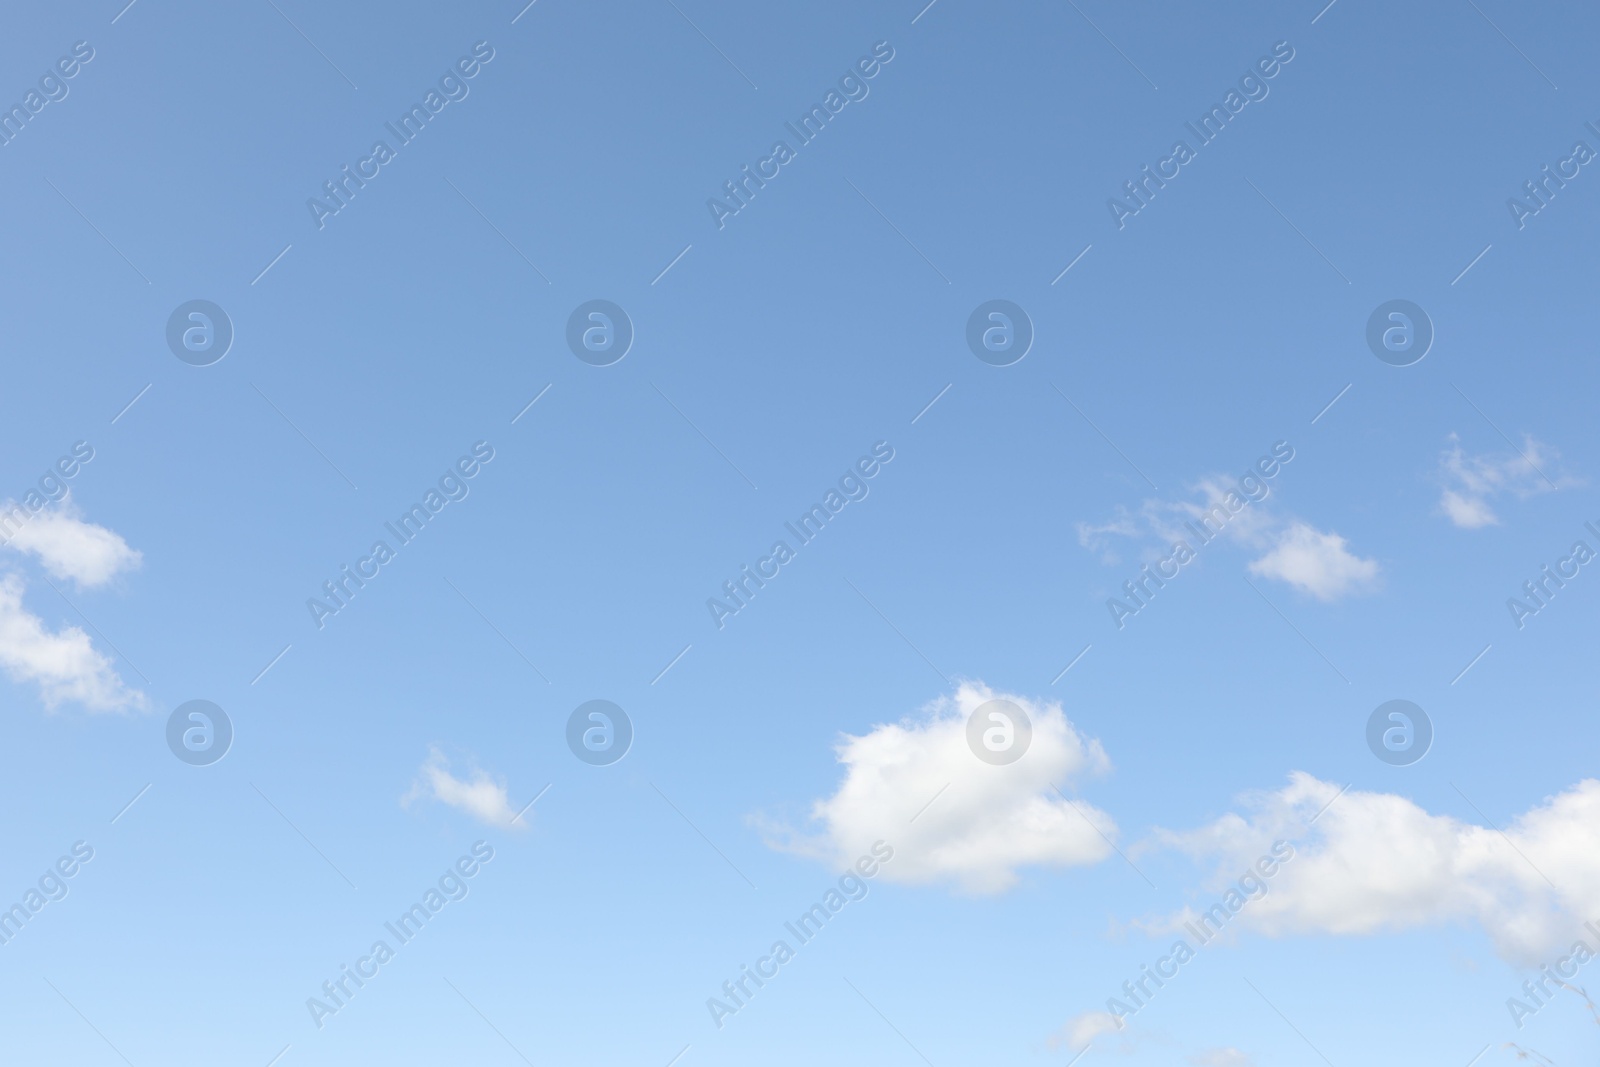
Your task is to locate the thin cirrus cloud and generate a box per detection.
[1143,771,1600,967]
[0,497,144,713]
[1437,433,1576,529]
[757,683,1116,895]
[404,746,525,830]
[1079,477,1380,601]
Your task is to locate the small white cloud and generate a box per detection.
[405,747,524,829]
[1,495,141,588]
[1437,433,1575,529]
[1247,522,1379,600]
[1050,1010,1124,1051]
[1149,772,1600,966]
[0,574,144,712]
[760,682,1115,895]
[1189,1048,1252,1067]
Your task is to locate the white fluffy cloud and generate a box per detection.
[762,683,1115,894]
[1150,772,1600,965]
[1,495,141,587]
[405,747,524,829]
[1438,433,1574,529]
[1246,522,1379,601]
[0,575,144,712]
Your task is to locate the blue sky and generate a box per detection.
[2,0,1600,1064]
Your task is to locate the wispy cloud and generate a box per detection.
[1080,477,1379,601]
[1,494,142,588]
[0,574,144,712]
[405,746,524,829]
[1438,433,1576,528]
